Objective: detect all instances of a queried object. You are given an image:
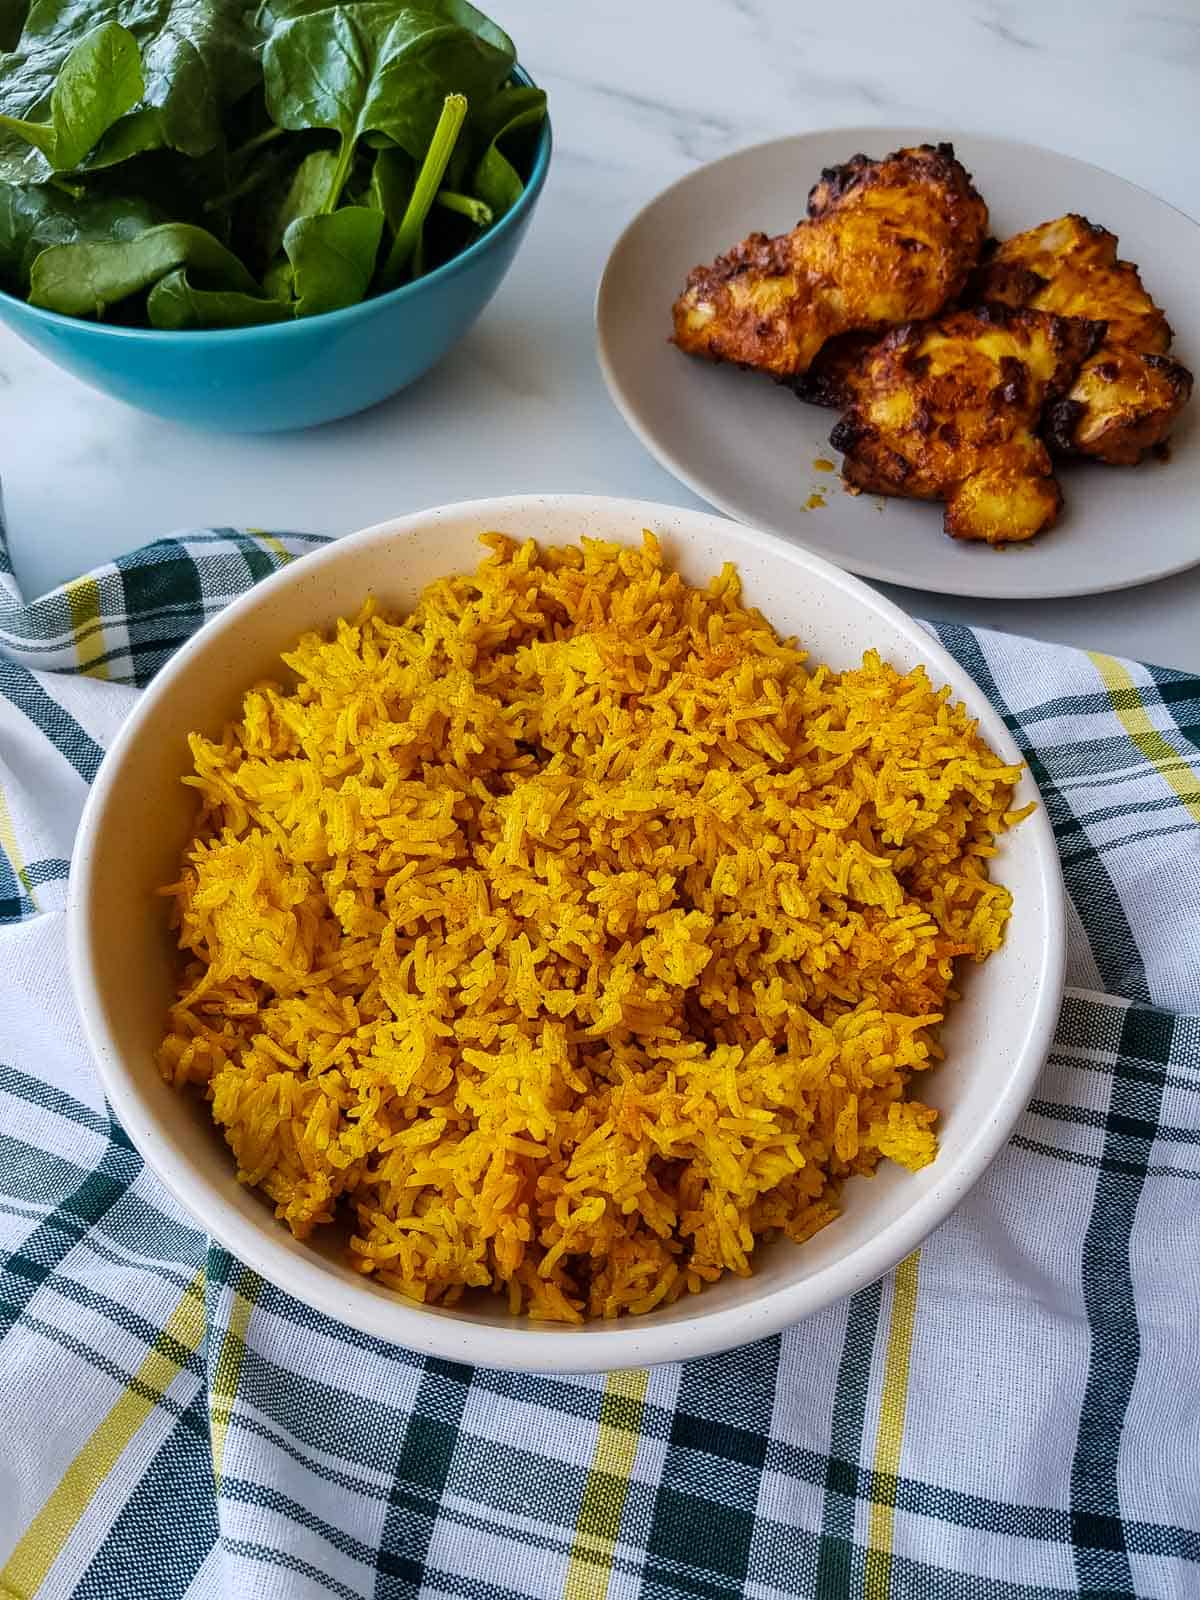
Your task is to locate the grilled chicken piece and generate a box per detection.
[972,215,1193,464]
[790,331,880,408]
[1043,346,1191,463]
[672,143,988,380]
[830,306,1103,543]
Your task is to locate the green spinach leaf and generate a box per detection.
[29,218,258,314]
[255,0,512,58]
[262,254,293,300]
[262,145,338,259]
[469,84,544,217]
[0,175,159,290]
[147,266,291,326]
[76,106,164,170]
[263,3,512,208]
[2,0,259,157]
[283,202,381,315]
[0,21,142,169]
[367,142,410,228]
[0,102,161,185]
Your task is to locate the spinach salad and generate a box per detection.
[0,0,546,327]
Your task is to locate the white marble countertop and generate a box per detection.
[2,0,1198,666]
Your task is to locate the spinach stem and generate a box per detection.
[381,94,467,288]
[229,123,286,166]
[203,153,284,213]
[322,133,357,214]
[435,189,493,228]
[0,112,50,149]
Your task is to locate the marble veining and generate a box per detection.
[976,11,1040,53]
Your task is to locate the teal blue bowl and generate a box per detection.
[0,74,550,433]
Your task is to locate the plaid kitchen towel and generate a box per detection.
[0,519,1197,1600]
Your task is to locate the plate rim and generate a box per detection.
[595,124,1200,602]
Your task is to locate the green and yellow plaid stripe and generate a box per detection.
[1,1271,206,1597]
[565,1369,649,1597]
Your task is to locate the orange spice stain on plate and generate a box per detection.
[813,458,836,472]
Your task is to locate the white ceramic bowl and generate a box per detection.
[67,494,1065,1372]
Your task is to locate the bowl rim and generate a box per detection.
[0,64,551,345]
[66,493,1066,1372]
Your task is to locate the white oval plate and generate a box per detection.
[596,129,1200,600]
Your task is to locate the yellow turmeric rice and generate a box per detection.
[159,532,1030,1322]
